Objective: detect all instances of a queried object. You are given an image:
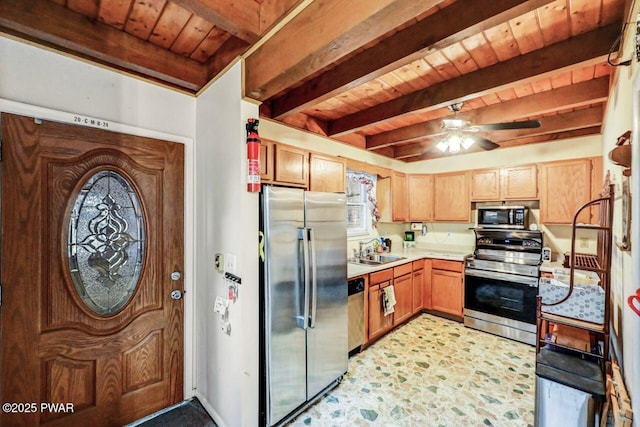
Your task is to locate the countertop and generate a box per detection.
[347,245,472,279]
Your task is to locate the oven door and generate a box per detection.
[464,269,538,324]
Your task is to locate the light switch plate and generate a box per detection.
[225,253,236,274]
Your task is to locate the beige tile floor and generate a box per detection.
[288,313,536,427]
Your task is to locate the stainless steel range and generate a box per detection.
[464,229,543,345]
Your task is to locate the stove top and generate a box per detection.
[467,228,543,277]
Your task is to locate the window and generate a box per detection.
[346,170,380,235]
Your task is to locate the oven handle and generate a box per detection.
[465,269,538,287]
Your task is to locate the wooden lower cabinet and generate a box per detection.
[430,260,464,318]
[393,264,413,325]
[367,269,394,342]
[412,261,424,314]
[422,259,432,309]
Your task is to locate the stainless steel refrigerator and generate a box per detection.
[260,186,348,427]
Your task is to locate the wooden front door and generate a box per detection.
[1,113,185,426]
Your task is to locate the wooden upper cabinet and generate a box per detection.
[471,169,501,201]
[275,144,308,187]
[502,165,537,200]
[260,139,275,183]
[408,174,433,221]
[539,158,592,224]
[309,153,346,193]
[433,171,470,222]
[471,165,537,201]
[391,171,408,221]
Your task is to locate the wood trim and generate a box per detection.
[329,24,619,136]
[0,0,208,91]
[268,0,554,119]
[172,0,261,43]
[345,158,392,178]
[368,76,610,149]
[244,0,444,100]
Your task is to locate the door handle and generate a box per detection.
[308,228,318,329]
[296,227,310,330]
[170,290,183,300]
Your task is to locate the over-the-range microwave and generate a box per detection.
[477,206,528,229]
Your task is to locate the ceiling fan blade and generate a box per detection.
[472,119,541,131]
[475,136,499,150]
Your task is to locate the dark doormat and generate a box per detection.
[127,397,217,427]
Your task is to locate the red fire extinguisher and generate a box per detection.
[246,118,261,192]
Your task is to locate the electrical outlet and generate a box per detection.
[579,238,589,248]
[214,253,224,272]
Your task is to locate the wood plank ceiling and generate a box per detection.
[0,0,629,162]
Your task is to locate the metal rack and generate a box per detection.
[536,183,614,367]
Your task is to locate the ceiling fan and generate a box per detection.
[424,102,541,154]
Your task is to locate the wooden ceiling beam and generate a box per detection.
[493,126,602,149]
[401,126,602,162]
[329,23,620,136]
[244,0,445,101]
[480,105,603,139]
[172,0,261,43]
[205,36,250,82]
[0,0,208,91]
[367,76,610,149]
[268,0,554,119]
[393,106,603,159]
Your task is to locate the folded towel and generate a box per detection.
[382,285,396,316]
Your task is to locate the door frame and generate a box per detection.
[0,98,197,399]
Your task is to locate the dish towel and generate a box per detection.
[382,285,396,316]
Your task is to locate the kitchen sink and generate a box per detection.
[348,254,406,265]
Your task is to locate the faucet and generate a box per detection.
[358,238,380,257]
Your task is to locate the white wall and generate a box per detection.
[194,63,260,427]
[600,3,640,420]
[0,34,199,403]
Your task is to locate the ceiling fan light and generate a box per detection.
[436,140,449,152]
[448,134,461,153]
[462,136,475,149]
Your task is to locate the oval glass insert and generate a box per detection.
[68,170,146,315]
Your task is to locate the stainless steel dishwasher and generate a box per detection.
[348,277,365,356]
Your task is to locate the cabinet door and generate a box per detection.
[393,273,413,325]
[412,266,423,314]
[433,172,470,222]
[408,174,433,221]
[309,153,346,193]
[275,144,309,186]
[502,165,537,200]
[367,281,394,342]
[431,269,463,317]
[422,259,432,309]
[471,169,500,201]
[392,172,408,221]
[539,159,591,224]
[260,139,275,182]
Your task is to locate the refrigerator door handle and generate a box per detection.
[296,227,310,330]
[308,227,318,328]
